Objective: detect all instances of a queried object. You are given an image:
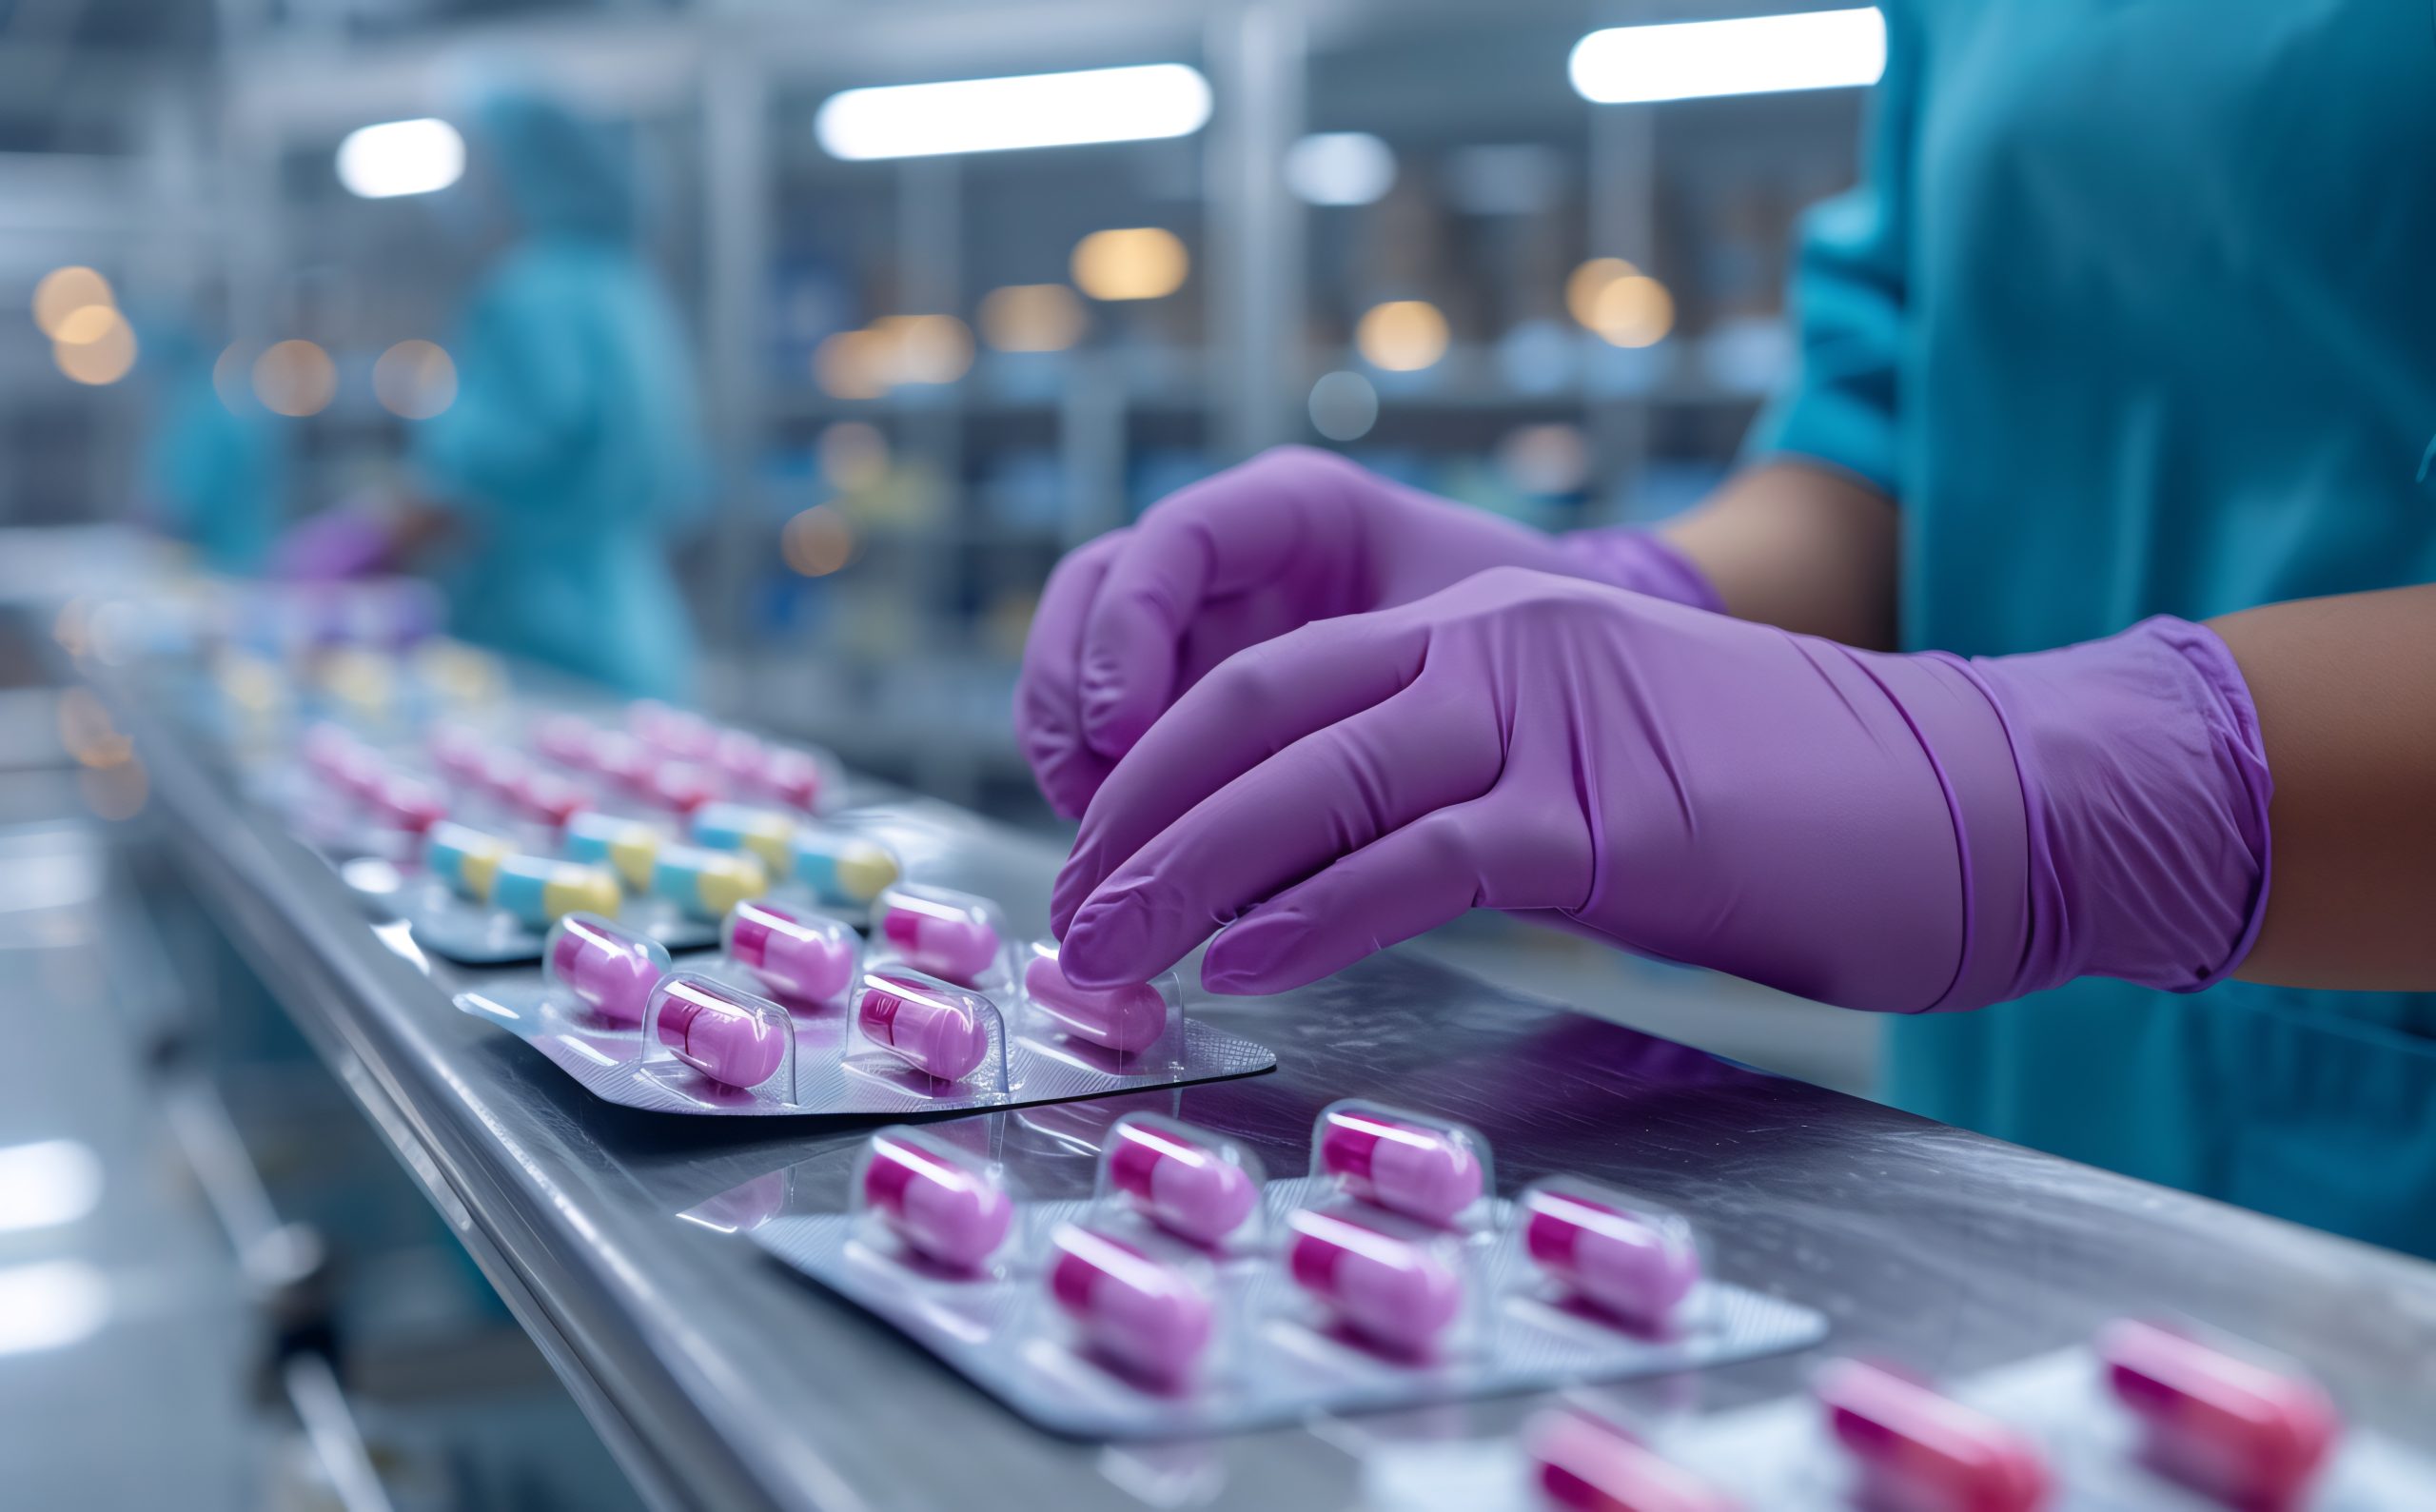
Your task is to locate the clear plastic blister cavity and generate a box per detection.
[720,1103,1827,1436]
[721,898,858,1007]
[640,972,799,1106]
[546,913,672,1026]
[854,1126,1017,1275]
[1020,939,1185,1069]
[872,883,1008,990]
[847,968,1010,1095]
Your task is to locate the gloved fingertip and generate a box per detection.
[1201,914,1296,995]
[1078,689,1154,760]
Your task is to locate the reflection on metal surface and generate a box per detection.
[0,1139,103,1232]
[0,1259,109,1355]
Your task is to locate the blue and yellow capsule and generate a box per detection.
[563,810,662,892]
[650,844,769,921]
[689,802,795,874]
[427,820,508,902]
[492,854,622,929]
[789,826,900,909]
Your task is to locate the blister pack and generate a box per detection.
[456,911,1276,1115]
[706,1104,1827,1436]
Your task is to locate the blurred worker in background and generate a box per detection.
[1022,6,2436,1256]
[143,310,284,575]
[281,87,708,698]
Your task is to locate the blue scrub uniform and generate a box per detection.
[415,92,707,700]
[1752,1,2436,1255]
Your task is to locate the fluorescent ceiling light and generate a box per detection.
[1284,132,1396,206]
[336,117,466,199]
[0,1140,102,1232]
[815,63,1212,161]
[0,1261,108,1355]
[1570,8,1886,105]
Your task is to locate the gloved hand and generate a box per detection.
[270,506,397,581]
[1051,567,2271,1012]
[1015,446,1717,818]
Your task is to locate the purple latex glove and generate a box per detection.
[271,507,396,581]
[1016,446,1717,818]
[1051,568,2271,1012]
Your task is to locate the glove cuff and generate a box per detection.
[1561,529,1725,614]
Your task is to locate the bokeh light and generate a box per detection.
[781,504,856,577]
[1284,132,1396,206]
[373,340,458,419]
[1565,257,1637,329]
[1587,274,1675,348]
[253,340,339,417]
[979,284,1086,352]
[1307,370,1379,442]
[818,422,891,491]
[1497,422,1592,497]
[1071,228,1189,302]
[869,314,974,386]
[49,304,121,346]
[1355,300,1450,372]
[212,344,251,411]
[815,329,887,401]
[31,266,112,338]
[53,321,136,385]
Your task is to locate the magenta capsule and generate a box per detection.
[546,913,672,1025]
[1108,1119,1260,1246]
[1816,1359,2051,1512]
[877,890,1002,986]
[303,723,375,792]
[369,772,446,835]
[1286,1208,1464,1356]
[511,768,590,829]
[1023,949,1169,1053]
[762,745,825,811]
[427,722,489,785]
[2098,1320,2338,1509]
[723,899,855,1004]
[855,972,993,1082]
[711,728,767,787]
[474,745,532,804]
[1522,1184,1700,1329]
[645,974,790,1089]
[1049,1226,1214,1387]
[588,730,654,792]
[1317,1106,1484,1227]
[1528,1409,1743,1512]
[860,1129,1012,1269]
[531,713,596,768]
[645,760,719,815]
[629,698,717,759]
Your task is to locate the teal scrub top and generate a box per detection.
[1750,0,2436,1256]
[415,235,708,700]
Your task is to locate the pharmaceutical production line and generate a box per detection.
[40,611,2436,1510]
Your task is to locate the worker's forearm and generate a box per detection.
[1660,460,1902,650]
[2210,585,2436,990]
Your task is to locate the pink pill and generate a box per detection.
[1108,1120,1260,1246]
[1318,1108,1483,1227]
[1816,1360,2050,1512]
[370,773,446,835]
[861,1130,1012,1269]
[2099,1320,2338,1509]
[878,894,1001,986]
[512,768,590,828]
[762,746,824,811]
[427,723,488,785]
[629,699,717,759]
[724,899,855,1004]
[712,728,767,785]
[646,760,719,815]
[647,974,789,1089]
[588,731,654,791]
[547,913,670,1025]
[303,723,370,787]
[855,972,992,1082]
[1523,1186,1700,1328]
[531,714,596,768]
[1287,1208,1464,1356]
[1529,1409,1743,1512]
[475,746,532,803]
[1049,1226,1213,1388]
[1023,952,1168,1052]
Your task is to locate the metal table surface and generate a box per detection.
[104,659,2436,1512]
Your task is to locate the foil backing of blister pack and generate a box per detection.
[455,976,1276,1115]
[718,1173,1826,1437]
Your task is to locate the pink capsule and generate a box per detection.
[1528,1409,1742,1512]
[1023,951,1168,1052]
[723,899,855,1004]
[1108,1120,1259,1246]
[645,760,719,815]
[2098,1320,2338,1510]
[1317,1108,1483,1227]
[629,699,717,759]
[547,913,671,1025]
[860,1130,1012,1269]
[474,746,532,803]
[1287,1208,1464,1356]
[531,713,596,768]
[511,768,590,829]
[1049,1226,1214,1388]
[428,722,489,785]
[303,723,371,789]
[1522,1185,1700,1329]
[646,974,789,1089]
[1816,1360,2051,1512]
[588,731,654,792]
[878,893,1001,986]
[369,773,446,835]
[855,972,992,1082]
[757,745,824,811]
[711,728,767,787]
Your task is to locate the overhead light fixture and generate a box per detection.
[815,64,1212,162]
[336,117,466,199]
[1569,8,1886,105]
[1284,132,1396,207]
